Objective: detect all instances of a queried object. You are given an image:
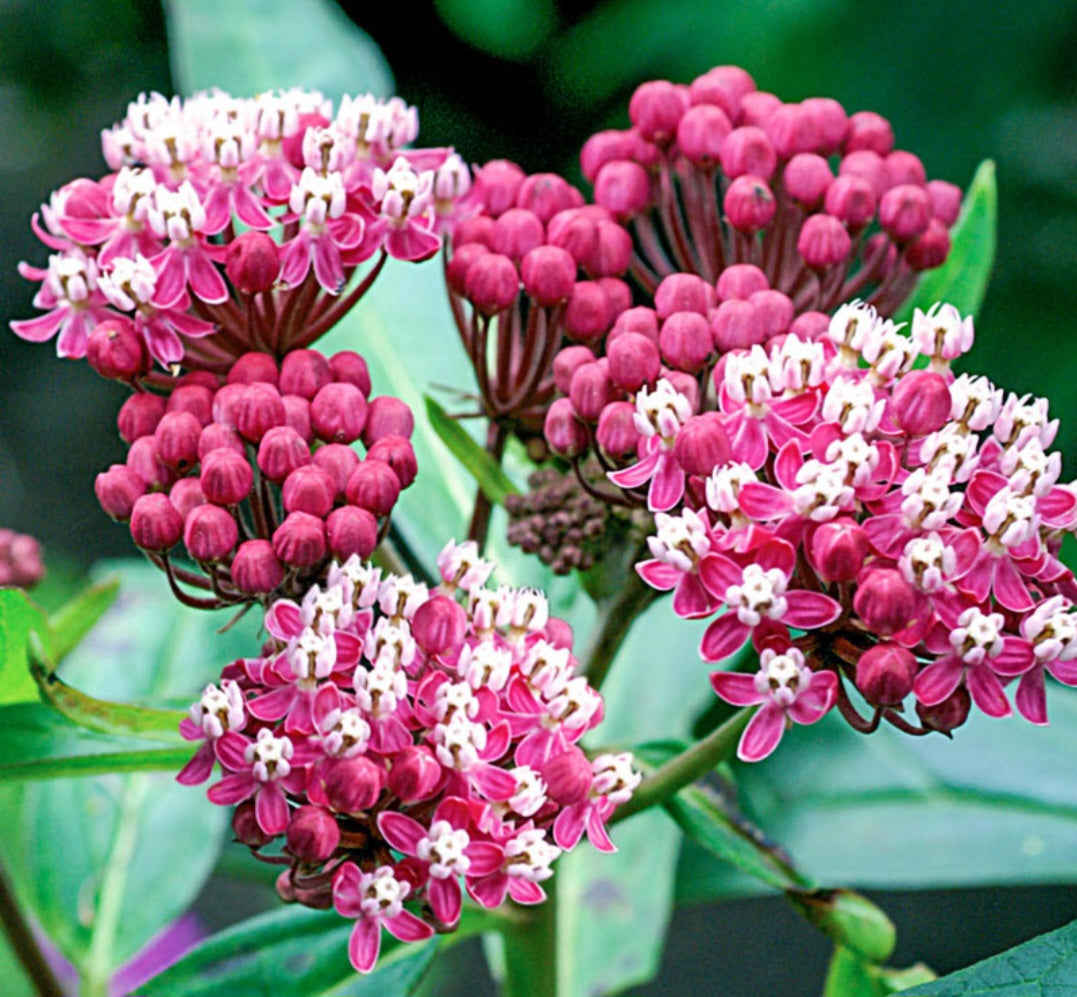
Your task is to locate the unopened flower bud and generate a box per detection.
[589,220,632,277]
[843,111,894,155]
[879,184,931,242]
[716,264,769,302]
[593,160,651,219]
[130,493,183,552]
[856,643,917,706]
[286,805,340,862]
[327,351,371,395]
[283,465,337,518]
[118,393,166,444]
[676,104,732,166]
[673,412,731,475]
[891,370,951,435]
[366,436,417,489]
[580,130,640,183]
[491,208,544,264]
[810,518,869,582]
[521,245,576,306]
[724,175,776,232]
[95,464,146,521]
[86,318,149,381]
[516,172,582,223]
[839,150,888,198]
[801,96,848,153]
[661,312,713,372]
[279,349,332,400]
[169,477,206,520]
[628,80,687,145]
[569,361,615,422]
[325,506,378,560]
[915,686,971,733]
[710,299,765,351]
[738,91,782,127]
[231,539,285,594]
[655,273,712,318]
[563,281,611,343]
[789,311,831,341]
[257,425,311,483]
[464,253,519,314]
[750,290,794,340]
[235,383,286,443]
[225,231,280,295]
[412,595,468,655]
[228,352,279,387]
[313,444,359,499]
[545,398,589,458]
[927,180,962,226]
[608,332,660,391]
[542,746,593,805]
[906,219,951,271]
[232,800,274,847]
[184,504,239,561]
[387,746,442,803]
[798,214,852,269]
[446,242,489,295]
[475,159,526,217]
[310,382,367,444]
[784,153,832,207]
[765,102,821,158]
[345,460,402,518]
[167,385,214,427]
[825,175,876,228]
[315,756,386,813]
[854,567,922,636]
[596,401,639,457]
[153,411,202,471]
[273,511,327,567]
[719,127,777,179]
[126,436,174,490]
[361,397,414,447]
[885,150,926,188]
[282,394,313,443]
[689,65,755,117]
[553,346,596,394]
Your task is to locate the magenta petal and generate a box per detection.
[464,841,505,878]
[386,223,440,262]
[585,809,616,853]
[553,804,588,851]
[215,731,250,770]
[788,672,837,724]
[470,762,517,801]
[176,743,215,786]
[333,862,363,917]
[152,254,187,309]
[281,236,312,288]
[10,309,65,343]
[636,559,681,592]
[233,185,275,230]
[429,876,462,926]
[737,704,786,762]
[266,601,302,639]
[188,250,229,304]
[647,454,685,512]
[206,772,254,805]
[167,309,216,338]
[698,553,742,600]
[773,440,804,491]
[993,558,1034,612]
[755,539,796,575]
[349,918,382,974]
[385,909,435,943]
[313,237,344,294]
[709,671,765,707]
[508,879,546,905]
[993,637,1035,677]
[377,810,427,855]
[248,685,297,722]
[914,658,964,706]
[55,310,91,358]
[738,481,792,520]
[673,573,715,619]
[467,872,509,909]
[1015,669,1048,725]
[966,666,1012,719]
[782,591,841,629]
[700,613,749,662]
[608,450,660,489]
[255,783,290,835]
[141,317,185,366]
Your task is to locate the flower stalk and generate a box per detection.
[0,861,63,997]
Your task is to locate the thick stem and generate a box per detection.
[502,877,558,997]
[611,707,752,825]
[581,568,658,692]
[466,421,509,551]
[0,862,63,997]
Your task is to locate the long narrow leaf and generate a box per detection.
[424,395,519,505]
[47,576,120,663]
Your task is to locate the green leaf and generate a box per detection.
[424,395,519,505]
[432,0,558,61]
[897,917,1077,995]
[788,888,895,963]
[165,0,393,102]
[895,159,997,322]
[47,576,119,663]
[825,946,889,997]
[0,588,48,706]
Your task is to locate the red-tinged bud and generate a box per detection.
[798,214,852,269]
[542,746,592,805]
[563,281,611,343]
[169,478,206,520]
[628,80,687,145]
[545,397,589,458]
[153,411,202,471]
[655,273,713,319]
[283,465,336,518]
[282,394,313,444]
[593,160,651,219]
[927,179,962,226]
[328,351,371,395]
[412,595,468,655]
[569,361,615,422]
[232,539,285,594]
[810,517,869,582]
[475,159,526,217]
[674,412,732,475]
[597,276,631,319]
[580,129,641,183]
[608,306,659,345]
[784,153,833,208]
[273,511,326,568]
[716,264,769,302]
[362,397,414,448]
[825,174,876,228]
[167,385,214,427]
[491,208,544,264]
[544,616,574,649]
[279,349,331,400]
[738,91,782,127]
[130,493,183,551]
[724,175,776,232]
[891,370,951,435]
[177,371,218,391]
[916,686,971,733]
[906,219,951,271]
[286,805,340,862]
[660,311,713,372]
[86,318,149,381]
[710,299,765,351]
[547,208,598,267]
[676,104,732,166]
[446,242,489,295]
[839,149,888,198]
[589,220,632,278]
[608,332,661,391]
[387,746,443,803]
[126,436,175,490]
[719,127,777,180]
[596,401,639,458]
[801,97,848,153]
[521,245,576,306]
[856,643,917,706]
[854,567,923,636]
[688,65,755,117]
[257,425,311,484]
[516,172,583,222]
[749,289,794,339]
[232,800,274,847]
[464,253,519,314]
[552,345,596,394]
[885,150,926,188]
[313,444,359,499]
[0,532,43,589]
[227,351,279,386]
[310,382,367,444]
[225,231,280,295]
[452,215,496,250]
[95,464,146,521]
[789,311,831,341]
[184,504,238,561]
[879,184,931,242]
[235,383,286,443]
[199,422,245,462]
[766,102,821,158]
[325,506,378,560]
[211,383,246,428]
[366,436,417,489]
[283,111,331,167]
[843,111,894,155]
[317,756,386,813]
[118,393,166,445]
[346,460,402,517]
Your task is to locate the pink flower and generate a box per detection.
[207,728,303,835]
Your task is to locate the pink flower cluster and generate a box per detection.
[179,544,638,973]
[624,300,1077,759]
[0,528,45,588]
[11,89,471,371]
[93,347,416,608]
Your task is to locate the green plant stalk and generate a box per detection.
[0,860,63,997]
[580,568,658,693]
[501,876,558,997]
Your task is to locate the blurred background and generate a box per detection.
[1,0,1076,993]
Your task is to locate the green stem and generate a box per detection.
[0,861,63,997]
[501,877,558,997]
[581,558,657,694]
[611,707,753,825]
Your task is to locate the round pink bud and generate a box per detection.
[313,444,359,499]
[580,129,640,183]
[464,253,519,314]
[797,214,852,269]
[660,311,713,372]
[153,411,202,471]
[784,153,833,207]
[608,332,661,391]
[608,306,659,345]
[801,97,848,153]
[387,746,443,804]
[597,276,631,319]
[542,746,593,805]
[273,511,326,568]
[346,460,402,517]
[676,104,732,166]
[906,219,951,271]
[282,465,337,519]
[545,398,589,458]
[673,412,731,475]
[492,208,544,263]
[593,160,651,219]
[86,318,149,381]
[765,102,820,158]
[628,80,687,145]
[724,175,776,232]
[825,174,876,228]
[282,394,313,444]
[655,273,713,319]
[688,65,755,117]
[228,352,279,387]
[366,436,417,489]
[231,539,285,594]
[359,398,413,449]
[328,351,371,395]
[225,231,281,294]
[553,345,596,394]
[891,370,951,435]
[310,382,367,444]
[789,311,831,341]
[749,289,794,340]
[854,567,922,637]
[738,90,782,127]
[412,595,468,655]
[325,506,378,560]
[118,393,166,445]
[521,245,576,306]
[719,127,777,180]
[198,422,244,460]
[130,493,183,552]
[257,425,311,484]
[885,150,926,188]
[286,805,340,862]
[589,220,632,278]
[716,264,769,302]
[211,383,246,428]
[916,686,971,733]
[569,361,615,422]
[169,478,207,520]
[126,436,174,490]
[446,242,489,296]
[547,208,598,267]
[317,756,386,813]
[232,801,274,848]
[475,159,526,217]
[596,401,639,458]
[710,298,765,351]
[839,149,888,199]
[810,517,869,582]
[879,184,931,242]
[856,643,917,707]
[235,383,286,443]
[516,172,582,224]
[927,180,962,227]
[178,371,219,391]
[167,385,214,427]
[545,616,575,649]
[843,111,894,156]
[280,349,331,400]
[184,504,238,561]
[452,215,496,251]
[563,281,611,343]
[95,464,146,521]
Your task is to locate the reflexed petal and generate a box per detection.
[788,672,837,723]
[377,810,427,855]
[255,783,290,834]
[737,704,785,761]
[508,879,546,905]
[709,671,765,707]
[206,772,254,806]
[608,450,660,489]
[698,553,743,599]
[992,637,1035,677]
[553,804,588,851]
[429,876,462,926]
[464,841,505,878]
[673,573,715,619]
[1015,668,1048,725]
[783,591,841,628]
[700,613,749,662]
[648,455,685,512]
[966,666,1011,719]
[175,743,215,786]
[385,909,435,943]
[585,809,616,853]
[636,559,681,592]
[914,657,964,706]
[467,872,509,909]
[348,918,381,974]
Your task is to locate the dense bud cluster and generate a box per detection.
[181,544,637,974]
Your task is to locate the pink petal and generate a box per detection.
[699,552,744,600]
[313,237,345,294]
[673,573,715,619]
[140,317,184,366]
[467,872,509,909]
[553,804,588,851]
[233,185,275,230]
[266,600,302,639]
[332,862,363,917]
[1039,487,1077,527]
[709,671,765,707]
[636,559,681,591]
[993,558,1034,613]
[700,613,749,662]
[386,223,440,262]
[464,841,505,877]
[349,918,381,974]
[206,772,254,806]
[966,666,1011,719]
[1015,669,1048,725]
[166,309,216,338]
[729,416,768,470]
[507,879,546,905]
[428,876,462,926]
[248,685,297,722]
[55,310,91,358]
[385,909,435,943]
[470,762,517,801]
[782,591,841,629]
[755,538,796,575]
[914,657,964,706]
[10,309,65,343]
[215,731,250,770]
[647,454,685,512]
[371,715,412,753]
[992,637,1035,677]
[773,440,804,491]
[377,810,427,855]
[188,249,229,304]
[738,482,792,520]
[737,704,786,761]
[175,743,215,786]
[255,782,290,834]
[608,450,660,490]
[152,253,187,309]
[585,809,616,853]
[788,672,837,724]
[281,236,312,288]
